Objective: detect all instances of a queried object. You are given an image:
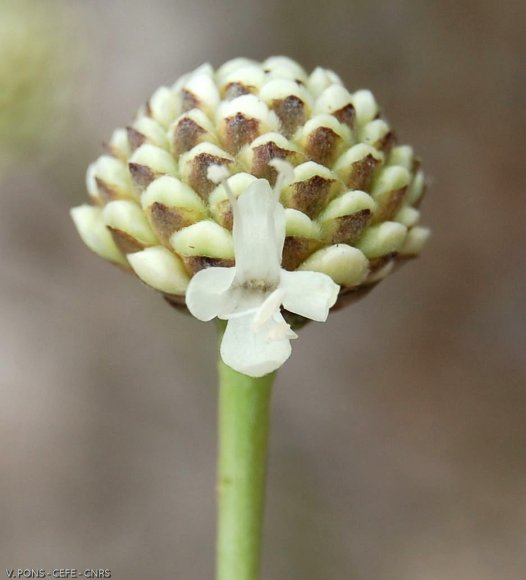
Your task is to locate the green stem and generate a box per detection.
[216,323,276,580]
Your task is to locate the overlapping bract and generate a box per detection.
[71,57,429,319]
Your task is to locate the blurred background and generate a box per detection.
[1,0,525,578]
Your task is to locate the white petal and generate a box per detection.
[280,270,339,322]
[185,267,236,321]
[232,179,283,284]
[221,310,292,377]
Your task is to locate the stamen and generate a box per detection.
[268,158,294,202]
[251,287,286,332]
[207,163,237,214]
[266,313,298,342]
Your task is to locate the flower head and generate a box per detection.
[186,162,339,376]
[71,56,430,335]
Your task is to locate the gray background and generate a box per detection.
[1,0,525,578]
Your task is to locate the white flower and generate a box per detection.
[186,161,340,378]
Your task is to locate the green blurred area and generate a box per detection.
[0,1,525,579]
[0,0,77,168]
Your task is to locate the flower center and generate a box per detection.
[241,279,276,293]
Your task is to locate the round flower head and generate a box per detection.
[71,57,430,375]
